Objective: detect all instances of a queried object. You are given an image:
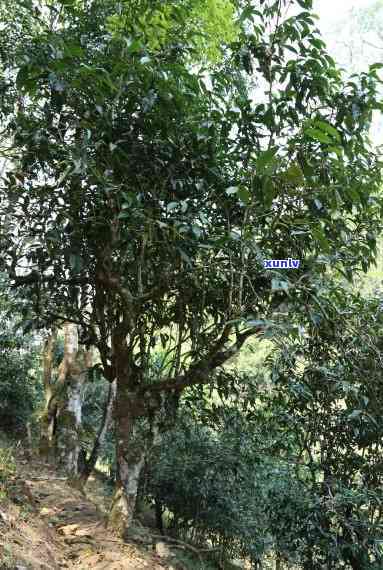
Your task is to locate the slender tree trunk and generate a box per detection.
[55,323,92,478]
[79,378,117,484]
[39,329,58,459]
[39,398,57,460]
[154,498,164,535]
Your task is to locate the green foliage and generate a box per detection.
[106,0,239,62]
[144,394,314,566]
[268,287,383,567]
[0,325,42,435]
[0,437,17,506]
[143,284,383,567]
[145,409,264,564]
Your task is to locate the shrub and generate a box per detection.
[0,329,42,435]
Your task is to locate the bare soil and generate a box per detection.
[0,455,174,570]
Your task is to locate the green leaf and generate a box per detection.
[256,148,278,173]
[285,45,298,54]
[284,164,304,185]
[304,128,332,144]
[238,187,251,205]
[313,120,341,142]
[239,5,256,23]
[297,1,313,10]
[263,108,274,127]
[125,38,143,54]
[63,43,84,58]
[262,177,275,208]
[328,146,343,157]
[312,227,330,252]
[369,63,383,72]
[308,37,325,50]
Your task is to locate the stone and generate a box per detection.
[57,523,79,535]
[155,541,170,558]
[39,507,56,516]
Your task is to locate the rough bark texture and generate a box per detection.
[108,388,174,536]
[80,378,117,485]
[55,323,92,478]
[39,329,58,459]
[108,387,146,537]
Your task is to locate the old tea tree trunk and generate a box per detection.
[108,387,146,536]
[55,322,93,478]
[107,326,149,536]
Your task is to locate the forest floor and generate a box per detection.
[0,451,178,570]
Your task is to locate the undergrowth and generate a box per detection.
[0,437,16,500]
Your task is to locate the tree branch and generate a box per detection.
[142,325,263,395]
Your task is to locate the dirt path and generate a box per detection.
[0,456,171,569]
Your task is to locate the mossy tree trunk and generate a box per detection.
[55,323,93,478]
[107,368,175,535]
[108,385,146,536]
[39,328,58,460]
[108,392,179,537]
[106,328,151,537]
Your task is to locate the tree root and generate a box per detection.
[27,477,68,481]
[145,531,221,561]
